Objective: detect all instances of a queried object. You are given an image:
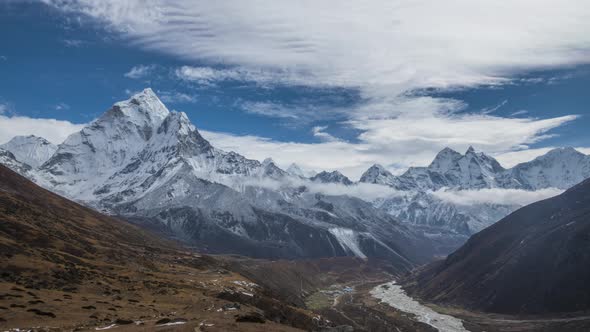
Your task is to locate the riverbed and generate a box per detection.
[370,281,468,332]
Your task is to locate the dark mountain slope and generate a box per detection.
[0,164,328,330]
[403,177,590,314]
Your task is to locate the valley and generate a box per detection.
[2,2,590,331]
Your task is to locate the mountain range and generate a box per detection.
[361,145,590,235]
[0,89,440,267]
[1,88,589,261]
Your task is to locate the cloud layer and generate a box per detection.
[0,115,85,145]
[43,1,590,90]
[432,187,563,206]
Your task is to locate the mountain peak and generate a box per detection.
[429,147,462,171]
[262,157,275,166]
[0,135,57,168]
[3,135,53,146]
[359,164,396,185]
[110,88,170,128]
[465,146,476,154]
[311,170,353,185]
[369,163,386,171]
[543,146,584,158]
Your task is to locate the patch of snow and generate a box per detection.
[158,321,187,326]
[328,228,367,258]
[95,324,117,330]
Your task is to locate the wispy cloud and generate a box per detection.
[43,0,590,91]
[54,102,70,111]
[311,126,339,142]
[239,101,299,119]
[0,104,9,115]
[175,65,318,87]
[62,39,86,47]
[158,90,197,104]
[124,64,156,79]
[511,110,529,117]
[40,0,590,176]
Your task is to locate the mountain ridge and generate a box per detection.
[363,145,590,235]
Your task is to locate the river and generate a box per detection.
[370,281,468,332]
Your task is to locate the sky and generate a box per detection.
[1,0,589,179]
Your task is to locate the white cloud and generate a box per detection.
[62,39,86,47]
[0,115,85,145]
[175,66,316,87]
[432,188,563,206]
[239,101,299,119]
[311,126,339,142]
[41,1,590,177]
[124,64,156,79]
[0,104,9,115]
[511,110,529,117]
[305,181,400,201]
[237,100,346,122]
[234,175,400,201]
[55,102,70,110]
[158,90,197,103]
[43,0,590,91]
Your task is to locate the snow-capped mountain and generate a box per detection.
[3,89,588,259]
[0,88,441,267]
[359,164,397,186]
[311,170,353,185]
[361,146,590,235]
[38,89,268,203]
[0,135,57,168]
[499,147,590,190]
[392,146,506,191]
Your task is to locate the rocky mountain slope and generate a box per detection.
[1,89,441,266]
[402,176,590,314]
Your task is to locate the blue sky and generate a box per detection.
[1,1,589,178]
